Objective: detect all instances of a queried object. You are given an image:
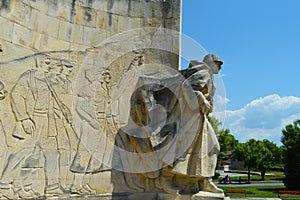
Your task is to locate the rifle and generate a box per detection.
[44,75,78,138]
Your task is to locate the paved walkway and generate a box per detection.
[234,198,281,200]
[215,169,285,187]
[214,171,285,199]
[216,170,274,178]
[216,180,284,187]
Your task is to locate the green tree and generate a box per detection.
[281,119,300,189]
[258,140,273,181]
[208,115,221,134]
[278,146,285,164]
[234,139,258,183]
[218,129,239,153]
[217,129,238,166]
[234,139,273,182]
[262,139,283,165]
[207,116,238,167]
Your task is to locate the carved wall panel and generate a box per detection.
[0,0,182,199]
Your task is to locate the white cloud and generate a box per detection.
[217,94,300,145]
[216,95,229,107]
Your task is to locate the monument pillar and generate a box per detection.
[0,1,227,199]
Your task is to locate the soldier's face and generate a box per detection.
[138,56,145,66]
[44,58,51,65]
[51,64,63,75]
[39,57,51,70]
[209,61,222,74]
[0,89,7,100]
[62,66,73,76]
[0,83,7,100]
[103,74,111,83]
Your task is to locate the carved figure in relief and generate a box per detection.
[96,69,117,164]
[112,55,160,193]
[50,60,77,192]
[0,81,7,101]
[0,81,8,183]
[0,55,71,198]
[0,48,9,199]
[70,68,115,195]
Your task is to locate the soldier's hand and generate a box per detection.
[64,108,72,124]
[201,99,212,114]
[62,104,72,124]
[21,119,35,135]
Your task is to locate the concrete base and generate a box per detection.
[38,192,229,200]
[192,191,229,200]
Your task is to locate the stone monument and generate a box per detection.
[0,0,227,199]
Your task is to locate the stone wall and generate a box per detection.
[0,0,182,198]
[0,0,181,62]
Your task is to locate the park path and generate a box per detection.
[215,169,284,187]
[234,198,281,200]
[216,180,284,187]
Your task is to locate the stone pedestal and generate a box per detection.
[191,191,229,200]
[55,192,230,200]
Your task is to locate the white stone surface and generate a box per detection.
[0,0,184,198]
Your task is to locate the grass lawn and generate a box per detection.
[216,168,300,198]
[220,186,286,198]
[220,185,300,199]
[220,170,285,182]
[229,174,285,182]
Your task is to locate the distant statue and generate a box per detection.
[113,54,224,195]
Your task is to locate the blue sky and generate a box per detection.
[181,0,300,145]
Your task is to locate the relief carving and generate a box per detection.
[0,51,224,199]
[0,0,187,198]
[0,55,77,198]
[70,68,115,195]
[0,81,7,101]
[0,81,8,186]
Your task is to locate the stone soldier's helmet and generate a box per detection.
[203,54,223,65]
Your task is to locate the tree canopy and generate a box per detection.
[208,115,282,182]
[281,119,300,189]
[234,139,273,181]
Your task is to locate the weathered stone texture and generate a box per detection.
[74,5,97,28]
[0,0,182,198]
[0,16,14,42]
[0,0,181,63]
